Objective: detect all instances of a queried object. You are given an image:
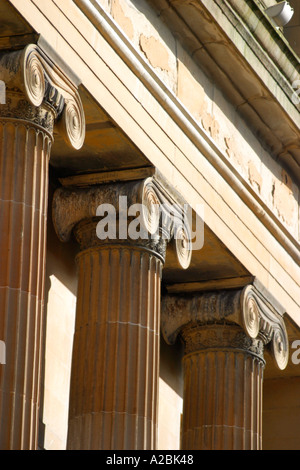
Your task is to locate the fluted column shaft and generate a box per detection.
[0,95,52,450]
[181,324,264,450]
[161,288,288,451]
[67,244,162,449]
[53,178,192,450]
[0,45,85,450]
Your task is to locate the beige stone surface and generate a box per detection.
[43,275,76,450]
[158,379,182,450]
[139,34,170,72]
[41,202,78,450]
[98,0,111,13]
[110,0,177,92]
[111,0,134,40]
[272,174,298,227]
[177,46,207,124]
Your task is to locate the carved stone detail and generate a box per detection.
[56,97,85,149]
[23,46,46,107]
[181,324,265,450]
[163,285,288,450]
[0,44,85,147]
[55,176,191,449]
[0,46,44,106]
[242,286,260,338]
[162,284,289,370]
[0,44,85,449]
[37,46,85,149]
[0,92,56,134]
[52,177,192,268]
[181,323,265,361]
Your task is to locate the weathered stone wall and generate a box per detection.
[42,212,78,450]
[158,340,183,450]
[97,0,299,241]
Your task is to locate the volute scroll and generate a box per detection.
[162,284,289,370]
[52,176,192,270]
[0,44,85,150]
[241,286,289,370]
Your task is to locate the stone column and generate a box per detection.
[162,285,289,450]
[0,45,85,449]
[52,176,192,449]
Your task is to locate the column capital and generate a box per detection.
[161,283,289,370]
[0,44,85,148]
[52,175,192,268]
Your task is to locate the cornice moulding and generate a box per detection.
[147,0,300,181]
[74,0,300,266]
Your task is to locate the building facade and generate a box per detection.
[0,0,300,450]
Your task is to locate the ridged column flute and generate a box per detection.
[52,177,192,449]
[69,242,162,449]
[0,108,51,451]
[181,324,264,449]
[0,45,85,449]
[162,286,289,450]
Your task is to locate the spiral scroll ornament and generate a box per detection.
[174,223,192,270]
[272,328,289,370]
[22,46,46,107]
[242,288,260,339]
[57,98,85,150]
[140,183,160,236]
[241,285,289,370]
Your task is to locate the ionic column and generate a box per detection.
[162,285,289,450]
[52,177,192,449]
[0,45,85,449]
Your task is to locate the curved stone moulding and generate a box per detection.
[161,285,289,370]
[172,222,192,270]
[52,176,192,269]
[142,177,193,270]
[0,44,45,107]
[241,285,289,370]
[52,179,160,244]
[0,44,86,150]
[22,45,46,107]
[241,286,261,339]
[55,97,85,150]
[148,176,193,270]
[140,178,161,236]
[35,45,86,151]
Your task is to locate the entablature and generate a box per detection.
[148,0,300,184]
